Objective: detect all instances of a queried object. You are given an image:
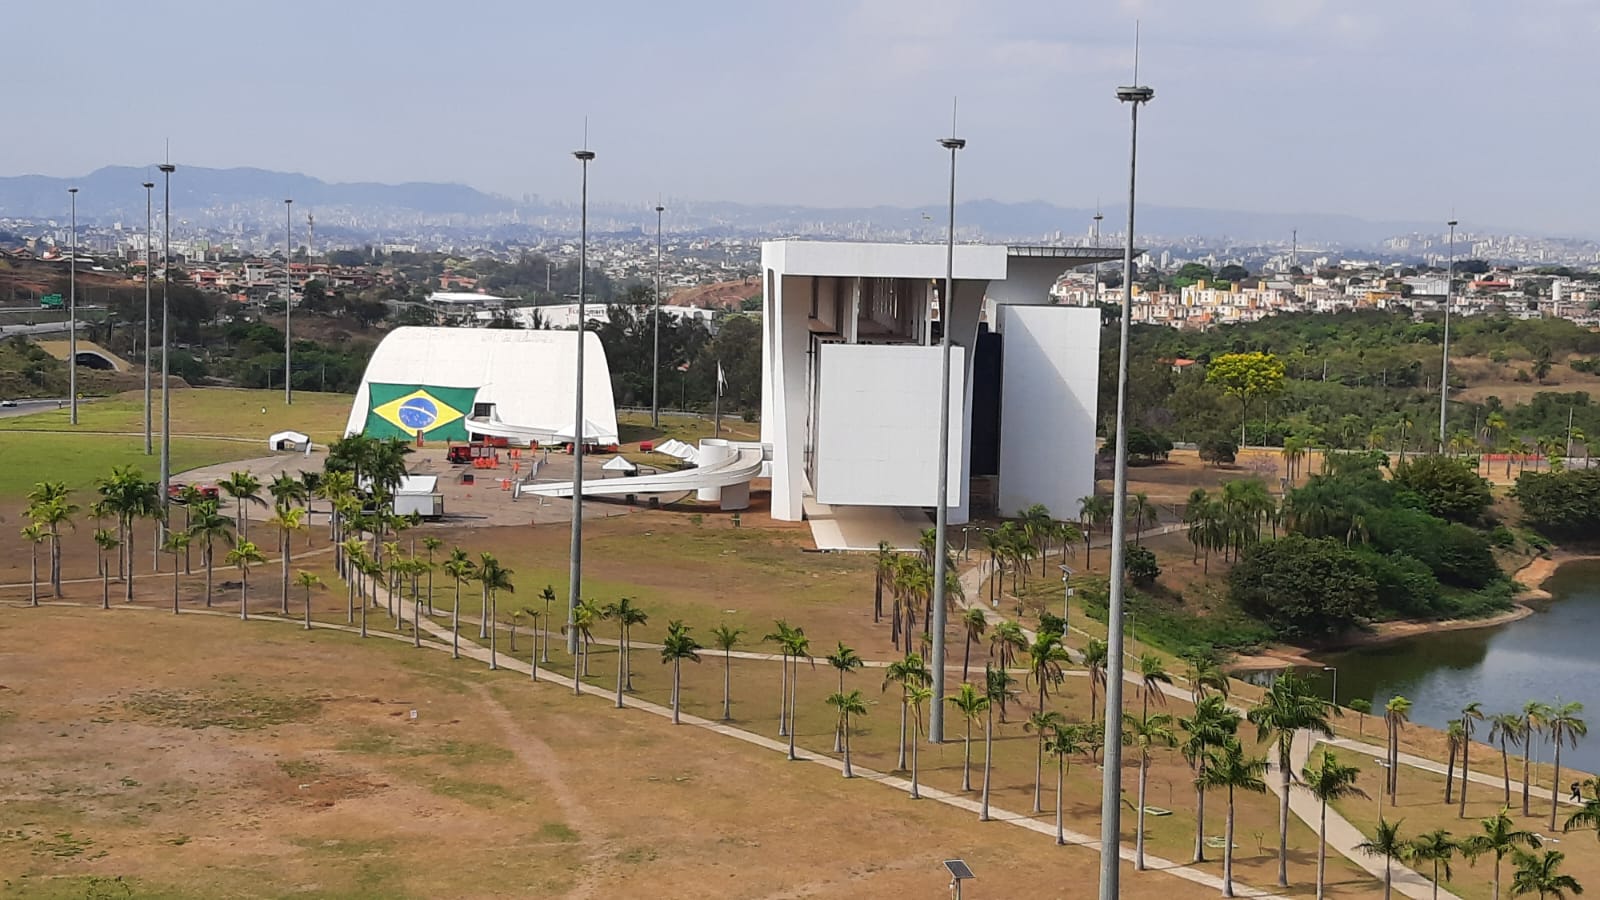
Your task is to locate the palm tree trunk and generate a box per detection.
[1136,757,1148,870]
[672,659,682,725]
[478,583,488,638]
[1033,734,1044,813]
[99,549,108,609]
[1551,741,1563,831]
[962,634,972,683]
[1277,741,1291,887]
[1317,796,1328,900]
[125,526,135,602]
[896,690,908,771]
[1446,740,1457,804]
[204,543,213,607]
[1222,788,1236,899]
[28,545,38,607]
[786,656,798,761]
[1054,756,1065,845]
[412,594,421,648]
[1194,752,1208,863]
[1501,740,1512,805]
[842,713,852,777]
[910,725,921,800]
[451,580,461,659]
[961,718,972,791]
[1384,857,1392,900]
[240,570,249,620]
[360,578,368,637]
[488,591,498,670]
[616,623,627,708]
[980,704,993,821]
[307,587,314,630]
[1523,730,1533,816]
[777,649,789,737]
[722,649,732,720]
[1460,731,1471,816]
[347,580,354,625]
[171,563,179,613]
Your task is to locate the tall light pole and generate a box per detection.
[652,202,664,429]
[68,188,79,425]
[284,198,294,405]
[1099,78,1154,900]
[567,146,595,655]
[928,127,965,745]
[1091,209,1104,302]
[158,162,175,536]
[143,181,155,454]
[1439,219,1457,449]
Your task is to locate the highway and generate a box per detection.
[0,398,73,418]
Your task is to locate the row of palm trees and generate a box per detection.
[1354,808,1584,900]
[1183,479,1279,573]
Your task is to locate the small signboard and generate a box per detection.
[40,293,62,309]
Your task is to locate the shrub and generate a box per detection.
[1230,535,1377,643]
[1514,469,1600,536]
[1391,454,1492,523]
[1124,543,1160,586]
[1198,434,1238,467]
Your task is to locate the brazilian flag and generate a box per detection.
[364,384,478,441]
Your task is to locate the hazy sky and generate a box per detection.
[10,0,1600,231]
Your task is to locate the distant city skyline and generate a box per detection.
[6,1,1599,233]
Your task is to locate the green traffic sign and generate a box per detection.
[40,294,62,308]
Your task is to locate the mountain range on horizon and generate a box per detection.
[0,165,1524,246]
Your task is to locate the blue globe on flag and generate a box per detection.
[397,396,439,430]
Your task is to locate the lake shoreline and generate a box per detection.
[1226,550,1600,672]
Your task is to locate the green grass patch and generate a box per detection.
[539,822,580,843]
[426,776,516,807]
[121,688,320,731]
[276,759,324,778]
[0,432,261,499]
[0,388,351,444]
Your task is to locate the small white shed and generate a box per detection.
[394,474,444,518]
[269,430,311,452]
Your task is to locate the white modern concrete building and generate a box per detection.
[759,241,1114,537]
[344,326,619,446]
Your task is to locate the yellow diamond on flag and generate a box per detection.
[372,389,464,436]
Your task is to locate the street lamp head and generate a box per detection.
[157,163,176,174]
[573,149,596,161]
[285,198,293,205]
[938,137,967,150]
[1116,85,1155,103]
[68,187,78,195]
[142,182,154,189]
[654,204,664,213]
[1447,219,1458,228]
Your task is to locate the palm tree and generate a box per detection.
[1547,702,1587,831]
[1046,724,1087,845]
[1182,693,1241,863]
[27,483,78,598]
[1078,494,1110,567]
[539,584,556,664]
[780,628,813,762]
[218,471,266,540]
[825,641,863,751]
[960,607,988,683]
[1082,638,1108,722]
[763,620,797,736]
[480,561,516,670]
[883,652,930,772]
[873,540,894,623]
[19,523,45,607]
[295,571,323,629]
[709,624,743,721]
[93,527,119,610]
[1446,719,1466,806]
[1464,808,1542,900]
[1248,669,1335,887]
[442,549,474,660]
[947,683,988,792]
[1025,710,1066,813]
[267,506,306,615]
[1489,712,1527,807]
[827,689,868,778]
[981,664,1012,820]
[187,500,233,609]
[1386,695,1414,804]
[1460,701,1486,817]
[1137,652,1174,719]
[420,536,442,614]
[161,531,188,612]
[659,620,702,725]
[1301,749,1368,900]
[1181,647,1230,704]
[1524,701,1554,816]
[903,684,933,799]
[1408,829,1458,900]
[1126,712,1178,871]
[268,472,308,517]
[1025,631,1070,714]
[174,485,203,573]
[604,596,650,706]
[1511,849,1582,900]
[225,540,266,620]
[1357,817,1408,900]
[1200,738,1269,899]
[571,597,602,688]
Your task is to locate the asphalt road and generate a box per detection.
[0,398,73,418]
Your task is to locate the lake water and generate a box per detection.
[1301,560,1600,776]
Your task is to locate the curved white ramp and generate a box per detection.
[519,443,764,501]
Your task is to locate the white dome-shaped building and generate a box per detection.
[344,326,620,446]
